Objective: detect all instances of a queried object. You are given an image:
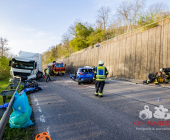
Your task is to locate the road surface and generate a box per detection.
[30,74,170,140]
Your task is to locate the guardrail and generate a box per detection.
[0,77,21,140]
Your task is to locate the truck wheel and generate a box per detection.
[62,73,64,75]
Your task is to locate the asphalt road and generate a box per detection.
[30,74,170,140]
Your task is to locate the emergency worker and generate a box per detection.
[46,68,51,82]
[93,61,108,97]
[160,68,170,83]
[143,72,159,84]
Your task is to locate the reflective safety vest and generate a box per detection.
[96,66,105,81]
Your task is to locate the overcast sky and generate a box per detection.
[0,0,169,55]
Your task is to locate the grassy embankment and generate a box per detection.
[0,79,36,140]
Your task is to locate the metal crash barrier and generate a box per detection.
[0,77,21,139]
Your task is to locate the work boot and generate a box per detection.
[99,93,103,97]
[155,79,159,85]
[143,80,147,84]
[146,80,150,84]
[164,80,169,84]
[94,92,98,96]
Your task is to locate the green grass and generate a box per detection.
[0,79,36,140]
[0,78,10,105]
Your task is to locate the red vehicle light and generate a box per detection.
[79,73,83,75]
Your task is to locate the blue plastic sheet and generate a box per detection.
[19,88,35,95]
[9,91,34,128]
[20,87,42,95]
[0,103,9,109]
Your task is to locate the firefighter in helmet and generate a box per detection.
[160,68,170,83]
[143,71,160,85]
[93,61,108,97]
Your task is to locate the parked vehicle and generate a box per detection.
[76,66,94,85]
[52,61,66,75]
[9,51,43,80]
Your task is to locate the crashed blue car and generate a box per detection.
[70,66,94,85]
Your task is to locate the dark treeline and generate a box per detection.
[42,0,170,65]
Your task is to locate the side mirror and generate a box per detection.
[9,60,12,66]
[35,62,37,69]
[65,64,66,66]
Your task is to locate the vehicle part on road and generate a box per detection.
[35,132,52,140]
[0,103,9,109]
[158,98,161,101]
[69,72,76,81]
[21,79,42,94]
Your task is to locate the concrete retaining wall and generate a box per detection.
[64,20,170,80]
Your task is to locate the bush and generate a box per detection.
[64,54,70,58]
[0,57,11,80]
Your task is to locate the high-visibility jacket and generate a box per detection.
[94,66,108,81]
[149,72,157,77]
[163,68,170,75]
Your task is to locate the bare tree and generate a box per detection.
[68,19,81,38]
[61,32,71,53]
[96,19,103,30]
[96,6,111,32]
[0,37,9,57]
[117,0,145,32]
[148,2,168,14]
[148,2,169,20]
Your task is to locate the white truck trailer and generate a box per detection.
[9,51,43,80]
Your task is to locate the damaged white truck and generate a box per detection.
[9,51,43,81]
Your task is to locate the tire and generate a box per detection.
[78,79,81,85]
[37,71,43,79]
[62,73,64,75]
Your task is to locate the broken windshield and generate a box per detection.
[11,60,34,70]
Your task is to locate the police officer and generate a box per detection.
[93,61,108,97]
[160,68,170,83]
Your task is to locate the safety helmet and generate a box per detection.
[98,60,104,65]
[160,68,163,72]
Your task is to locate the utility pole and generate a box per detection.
[0,37,8,57]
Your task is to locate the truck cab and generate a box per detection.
[9,51,43,81]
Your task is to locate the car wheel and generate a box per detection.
[78,79,81,85]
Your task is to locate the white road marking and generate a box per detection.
[40,115,45,122]
[47,127,50,136]
[38,106,42,112]
[34,98,39,105]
